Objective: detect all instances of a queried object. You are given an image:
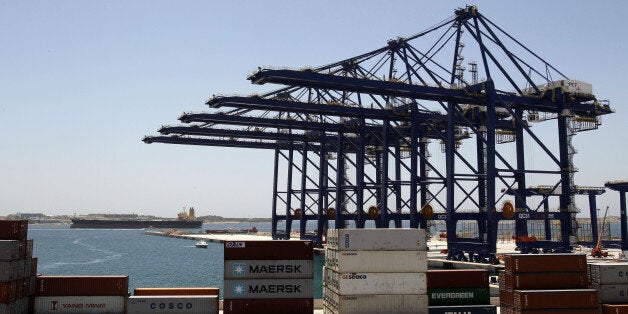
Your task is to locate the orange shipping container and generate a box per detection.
[134,287,219,296]
[35,276,128,296]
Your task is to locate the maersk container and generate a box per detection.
[0,220,28,241]
[325,269,427,295]
[323,289,428,314]
[504,253,586,273]
[35,276,129,296]
[0,240,21,262]
[427,287,490,305]
[223,298,313,314]
[224,260,313,279]
[133,287,219,296]
[512,289,598,310]
[325,249,427,273]
[327,228,427,251]
[127,295,218,314]
[33,296,125,314]
[428,304,497,314]
[223,241,313,260]
[223,278,313,299]
[595,284,628,303]
[590,263,628,284]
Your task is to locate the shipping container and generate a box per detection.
[223,241,313,260]
[427,287,490,305]
[323,288,428,314]
[510,309,598,314]
[324,268,427,295]
[325,249,427,273]
[31,257,38,276]
[223,298,313,314]
[0,220,28,241]
[499,288,513,306]
[223,278,313,299]
[33,296,125,314]
[0,260,19,282]
[327,228,427,251]
[0,280,18,303]
[0,240,21,262]
[428,304,496,314]
[224,260,313,279]
[504,254,587,273]
[590,263,628,284]
[512,289,598,310]
[594,283,628,303]
[427,269,488,288]
[35,276,129,296]
[603,304,628,314]
[26,239,33,258]
[133,287,219,296]
[127,295,218,314]
[504,271,588,289]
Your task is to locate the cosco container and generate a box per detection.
[427,287,490,305]
[428,304,496,314]
[224,260,313,279]
[603,304,628,314]
[504,254,586,273]
[512,289,598,310]
[133,287,219,296]
[327,228,427,251]
[325,249,427,273]
[323,288,428,314]
[127,295,218,314]
[324,268,427,295]
[427,269,488,288]
[223,298,313,314]
[0,240,21,262]
[595,284,628,303]
[223,278,313,299]
[0,220,28,241]
[504,271,588,289]
[35,276,129,296]
[590,263,628,284]
[223,241,313,260]
[33,296,125,314]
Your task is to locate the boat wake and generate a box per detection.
[39,238,123,271]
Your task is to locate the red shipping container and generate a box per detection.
[513,289,598,310]
[512,309,598,314]
[35,276,129,296]
[0,281,15,303]
[499,288,514,306]
[0,220,27,241]
[604,304,628,314]
[504,271,588,289]
[30,258,37,275]
[223,298,313,314]
[134,287,219,296]
[427,269,488,288]
[504,254,586,273]
[224,241,313,260]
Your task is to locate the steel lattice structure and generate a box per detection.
[145,6,615,263]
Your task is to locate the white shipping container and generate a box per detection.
[327,228,427,251]
[223,260,313,279]
[223,278,313,299]
[590,263,628,284]
[325,249,427,273]
[595,284,628,303]
[324,268,427,295]
[0,240,20,262]
[127,295,218,314]
[323,287,428,314]
[530,80,593,95]
[33,296,126,314]
[0,260,19,281]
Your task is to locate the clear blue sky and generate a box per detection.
[1,1,626,218]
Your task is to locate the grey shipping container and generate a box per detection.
[324,249,427,273]
[594,283,628,303]
[127,295,218,314]
[323,289,428,314]
[223,278,313,299]
[428,305,497,314]
[224,260,313,279]
[324,267,427,295]
[33,296,126,314]
[590,262,628,284]
[327,228,427,251]
[0,260,19,281]
[0,240,21,262]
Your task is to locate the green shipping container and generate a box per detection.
[428,287,490,306]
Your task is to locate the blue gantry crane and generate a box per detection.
[144,6,616,263]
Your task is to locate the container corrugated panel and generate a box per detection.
[428,304,496,314]
[0,280,16,303]
[223,298,313,314]
[327,228,427,251]
[499,288,513,306]
[223,241,313,260]
[427,287,490,305]
[504,254,586,273]
[223,278,313,299]
[427,269,488,288]
[504,271,588,289]
[325,269,427,295]
[595,284,628,303]
[325,249,427,273]
[127,295,218,314]
[0,260,19,282]
[590,263,628,284]
[324,288,428,314]
[26,239,33,258]
[35,276,129,296]
[0,220,28,241]
[33,296,125,314]
[0,240,21,262]
[512,289,598,310]
[133,287,219,296]
[224,260,313,279]
[603,304,628,314]
[511,309,598,314]
[31,257,38,276]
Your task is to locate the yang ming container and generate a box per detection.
[428,305,497,314]
[223,241,313,260]
[323,289,428,314]
[223,298,313,314]
[504,271,588,289]
[0,220,28,241]
[325,249,427,273]
[325,268,427,295]
[427,269,488,288]
[127,295,218,314]
[504,254,586,273]
[133,287,219,296]
[590,263,628,284]
[513,289,598,310]
[223,278,313,299]
[327,228,427,251]
[33,296,125,314]
[0,240,21,262]
[595,284,628,303]
[224,260,313,279]
[35,276,129,296]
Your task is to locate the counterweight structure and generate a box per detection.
[145,6,614,263]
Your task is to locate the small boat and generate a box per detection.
[195,240,208,248]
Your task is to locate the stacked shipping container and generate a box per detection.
[128,287,219,314]
[590,262,628,312]
[0,220,34,314]
[426,269,496,313]
[499,254,598,314]
[223,240,314,314]
[323,228,428,314]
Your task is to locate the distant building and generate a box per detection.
[20,213,44,219]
